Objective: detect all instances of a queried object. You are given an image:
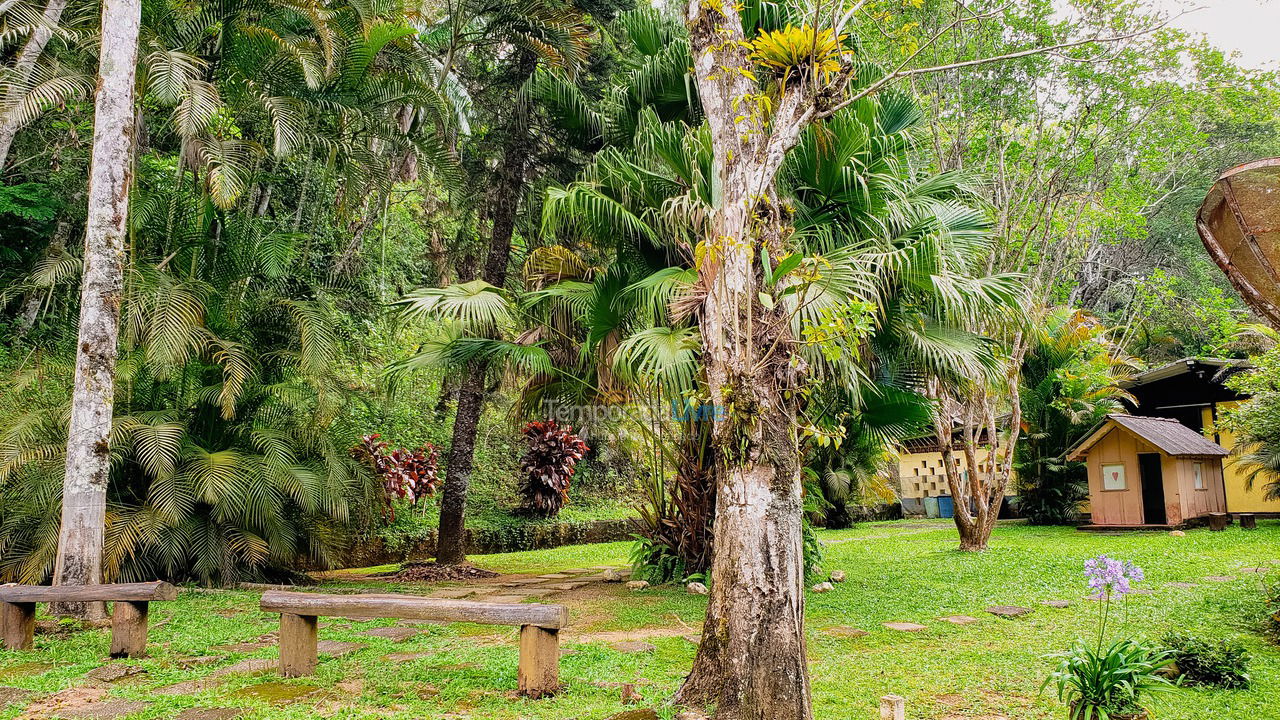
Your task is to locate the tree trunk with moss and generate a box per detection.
[435,50,536,565]
[673,4,827,718]
[52,0,140,618]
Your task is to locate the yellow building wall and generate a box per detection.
[897,449,1009,499]
[1204,402,1280,513]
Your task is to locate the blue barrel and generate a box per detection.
[938,495,955,518]
[923,496,940,519]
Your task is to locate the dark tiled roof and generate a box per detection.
[1119,357,1251,388]
[1106,415,1228,457]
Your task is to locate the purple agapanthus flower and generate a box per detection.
[1084,554,1145,598]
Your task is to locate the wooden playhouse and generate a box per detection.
[1068,414,1229,529]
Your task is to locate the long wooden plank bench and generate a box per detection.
[260,591,568,697]
[0,581,177,657]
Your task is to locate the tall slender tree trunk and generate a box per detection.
[434,50,536,565]
[51,0,140,618]
[0,0,72,171]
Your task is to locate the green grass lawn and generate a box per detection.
[3,520,1279,719]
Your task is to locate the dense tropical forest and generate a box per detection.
[2,0,1280,714]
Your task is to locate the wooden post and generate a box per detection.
[1208,512,1229,531]
[517,624,559,698]
[1240,513,1257,530]
[109,601,149,658]
[880,694,906,720]
[279,612,318,677]
[1,601,35,650]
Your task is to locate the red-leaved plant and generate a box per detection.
[352,434,440,522]
[518,420,589,517]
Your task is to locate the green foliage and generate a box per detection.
[1160,632,1252,689]
[1043,638,1175,720]
[0,182,59,223]
[1222,348,1280,501]
[1017,309,1135,525]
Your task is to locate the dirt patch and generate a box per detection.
[16,687,109,718]
[392,563,500,583]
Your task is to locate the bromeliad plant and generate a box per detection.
[518,420,589,518]
[1044,555,1174,720]
[353,434,441,522]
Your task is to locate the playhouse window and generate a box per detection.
[1102,463,1126,491]
[1194,462,1205,490]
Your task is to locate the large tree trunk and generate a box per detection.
[51,0,140,619]
[0,0,72,171]
[434,49,535,565]
[674,6,815,715]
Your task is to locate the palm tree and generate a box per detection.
[2,187,377,586]
[1016,309,1136,525]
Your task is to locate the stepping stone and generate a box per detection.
[0,686,34,705]
[361,626,419,641]
[54,699,151,719]
[383,652,433,662]
[1041,601,1070,608]
[85,664,146,683]
[428,588,474,599]
[466,587,499,595]
[503,578,545,586]
[882,622,927,632]
[986,606,1032,618]
[823,626,868,638]
[1127,588,1154,595]
[0,662,53,679]
[611,641,657,653]
[1203,576,1237,582]
[544,582,588,591]
[605,710,659,720]
[940,615,979,625]
[176,656,224,669]
[213,641,270,653]
[537,573,572,580]
[211,659,276,678]
[318,640,365,657]
[1166,582,1197,589]
[683,634,702,644]
[1241,567,1269,574]
[482,595,527,604]
[521,588,556,598]
[562,569,593,574]
[233,682,321,706]
[176,709,244,720]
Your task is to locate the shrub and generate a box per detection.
[1160,632,1251,689]
[1262,575,1280,643]
[353,434,440,522]
[518,420,588,517]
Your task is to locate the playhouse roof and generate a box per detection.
[1067,415,1229,461]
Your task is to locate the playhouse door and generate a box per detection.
[1138,453,1166,525]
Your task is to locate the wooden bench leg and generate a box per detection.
[1,601,35,650]
[518,624,559,698]
[110,601,149,658]
[279,613,318,677]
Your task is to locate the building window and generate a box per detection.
[1194,462,1205,490]
[1102,463,1126,491]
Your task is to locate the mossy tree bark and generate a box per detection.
[435,49,536,565]
[52,0,141,619]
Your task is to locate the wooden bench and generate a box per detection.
[0,581,177,657]
[260,591,568,697]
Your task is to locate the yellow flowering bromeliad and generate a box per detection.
[747,25,848,80]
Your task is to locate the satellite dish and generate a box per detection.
[1197,158,1280,329]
